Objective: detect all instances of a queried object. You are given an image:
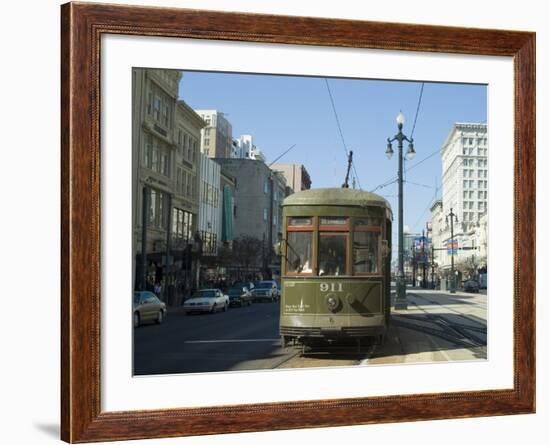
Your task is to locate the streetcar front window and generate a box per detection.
[353,231,380,273]
[318,234,347,276]
[286,231,313,274]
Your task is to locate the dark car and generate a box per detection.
[463,279,480,293]
[234,281,255,293]
[227,286,253,307]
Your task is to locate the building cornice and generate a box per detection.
[441,122,487,156]
[177,100,207,129]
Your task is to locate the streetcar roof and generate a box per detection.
[283,187,391,210]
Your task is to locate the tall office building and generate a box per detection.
[195,110,233,158]
[441,122,488,226]
[435,122,488,274]
[270,163,312,193]
[232,134,266,162]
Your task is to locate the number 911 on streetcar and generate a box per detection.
[277,188,393,346]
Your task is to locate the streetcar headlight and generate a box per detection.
[326,295,339,312]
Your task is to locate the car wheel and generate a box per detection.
[156,310,164,324]
[210,304,216,313]
[133,312,140,328]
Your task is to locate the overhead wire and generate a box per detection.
[411,182,441,232]
[371,82,427,192]
[404,82,425,184]
[370,146,441,192]
[324,78,362,190]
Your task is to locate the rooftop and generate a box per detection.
[283,187,390,209]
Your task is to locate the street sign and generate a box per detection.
[447,239,458,255]
[414,236,430,264]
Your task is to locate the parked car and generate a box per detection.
[183,289,229,314]
[227,286,253,307]
[252,280,278,302]
[463,279,480,293]
[133,291,167,328]
[234,281,255,293]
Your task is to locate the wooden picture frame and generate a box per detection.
[61,2,535,442]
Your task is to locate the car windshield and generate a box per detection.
[227,288,241,295]
[256,282,272,289]
[133,293,141,304]
[193,290,216,298]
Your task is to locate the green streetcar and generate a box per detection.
[279,188,393,347]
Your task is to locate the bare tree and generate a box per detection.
[217,244,233,269]
[455,254,481,279]
[232,235,262,274]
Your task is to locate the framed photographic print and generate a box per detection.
[61,1,535,442]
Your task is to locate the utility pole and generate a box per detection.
[410,243,417,287]
[164,193,172,303]
[421,228,427,288]
[385,112,416,309]
[267,171,274,278]
[140,186,149,291]
[431,243,435,289]
[446,207,459,293]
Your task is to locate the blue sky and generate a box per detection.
[178,71,486,238]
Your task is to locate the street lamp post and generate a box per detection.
[446,207,459,293]
[386,111,416,309]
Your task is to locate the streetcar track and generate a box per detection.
[392,292,487,349]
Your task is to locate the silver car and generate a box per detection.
[183,289,229,314]
[133,291,167,327]
[252,281,278,302]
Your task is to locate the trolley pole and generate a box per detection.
[386,112,416,309]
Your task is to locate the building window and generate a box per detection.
[143,134,171,177]
[148,188,168,230]
[469,180,474,188]
[463,180,468,189]
[263,208,268,221]
[204,138,210,146]
[147,83,172,129]
[172,208,193,243]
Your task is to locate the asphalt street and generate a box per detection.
[133,300,296,375]
[134,288,487,375]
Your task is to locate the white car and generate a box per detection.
[183,289,229,314]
